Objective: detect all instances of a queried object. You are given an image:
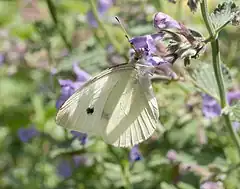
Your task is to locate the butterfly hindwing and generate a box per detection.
[100,71,161,147]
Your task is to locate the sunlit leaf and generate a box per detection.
[187,62,232,100]
[225,101,240,122]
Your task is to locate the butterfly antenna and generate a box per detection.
[115,16,139,56]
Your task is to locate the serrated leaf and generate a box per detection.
[187,63,219,100]
[187,62,232,100]
[210,1,240,31]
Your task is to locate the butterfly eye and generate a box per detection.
[86,107,94,114]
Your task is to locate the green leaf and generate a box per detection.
[57,47,107,74]
[0,78,33,111]
[187,63,219,100]
[177,182,196,189]
[187,62,232,100]
[210,1,240,31]
[160,182,177,189]
[224,146,240,164]
[224,101,240,122]
[31,95,45,126]
[0,1,17,26]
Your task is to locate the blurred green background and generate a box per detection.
[0,0,239,188]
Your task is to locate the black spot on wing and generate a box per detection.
[86,107,94,114]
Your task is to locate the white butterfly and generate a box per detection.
[56,62,164,147]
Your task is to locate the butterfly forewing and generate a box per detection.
[56,65,135,134]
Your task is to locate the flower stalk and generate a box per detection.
[200,0,240,154]
[45,0,72,52]
[108,146,132,189]
[89,0,122,54]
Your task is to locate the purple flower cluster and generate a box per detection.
[71,131,88,145]
[57,155,89,178]
[18,126,40,143]
[202,91,240,130]
[0,53,5,66]
[57,159,72,178]
[87,0,115,27]
[129,12,205,79]
[202,91,240,118]
[200,181,223,189]
[56,63,90,144]
[129,145,142,163]
[56,63,90,109]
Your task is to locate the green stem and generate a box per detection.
[211,40,227,107]
[89,0,122,54]
[200,0,215,38]
[175,0,183,21]
[45,0,72,52]
[200,0,240,154]
[108,146,132,189]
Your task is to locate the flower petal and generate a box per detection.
[72,63,91,82]
[17,126,39,143]
[153,12,181,30]
[71,131,88,145]
[227,91,240,105]
[129,145,142,162]
[202,94,221,118]
[57,160,72,178]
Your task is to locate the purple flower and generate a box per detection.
[0,54,5,66]
[98,0,114,13]
[73,63,91,82]
[50,67,57,75]
[166,149,178,162]
[71,131,88,145]
[146,56,167,66]
[233,122,240,131]
[153,12,181,30]
[87,0,114,27]
[56,79,77,109]
[56,64,90,109]
[200,181,223,189]
[202,91,240,130]
[18,126,40,143]
[57,160,72,178]
[129,33,164,56]
[73,155,87,167]
[202,91,240,119]
[129,33,167,67]
[227,91,240,105]
[129,145,142,163]
[202,94,221,119]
